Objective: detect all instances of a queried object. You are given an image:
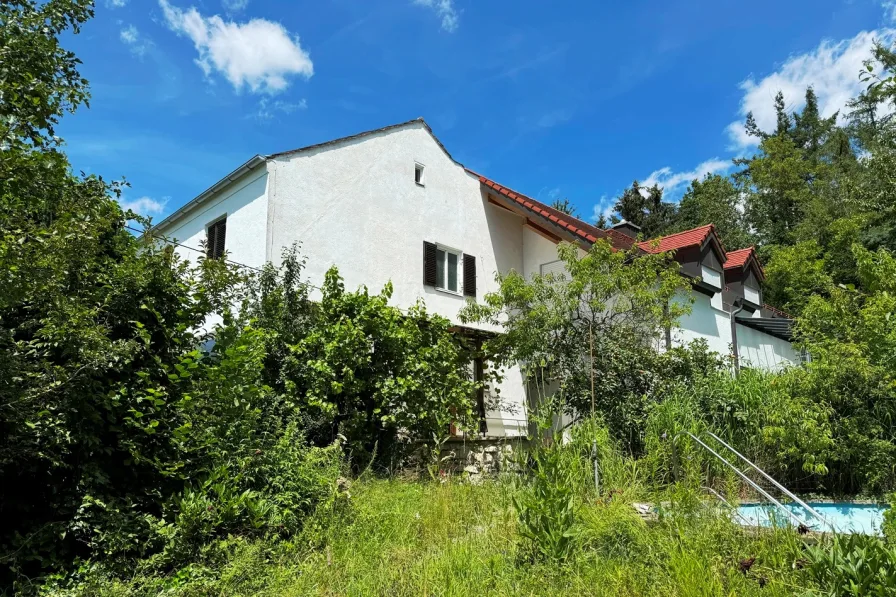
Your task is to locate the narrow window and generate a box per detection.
[436,248,446,288]
[415,163,425,186]
[446,251,458,292]
[207,217,226,259]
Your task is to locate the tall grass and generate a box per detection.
[51,418,821,596]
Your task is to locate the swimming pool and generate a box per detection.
[736,502,889,535]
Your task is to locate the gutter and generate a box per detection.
[151,154,269,232]
[729,298,746,375]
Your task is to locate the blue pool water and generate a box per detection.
[736,502,888,535]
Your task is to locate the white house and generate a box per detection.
[152,118,799,439]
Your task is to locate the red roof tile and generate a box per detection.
[637,224,721,255]
[471,170,637,249]
[724,247,753,269]
[724,246,766,280]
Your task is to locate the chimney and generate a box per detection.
[610,220,642,239]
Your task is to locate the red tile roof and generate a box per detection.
[471,171,636,250]
[473,174,790,318]
[724,247,754,269]
[637,224,722,256]
[724,246,766,280]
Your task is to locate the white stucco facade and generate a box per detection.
[154,119,799,438]
[671,292,797,371]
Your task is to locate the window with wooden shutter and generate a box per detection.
[423,241,437,286]
[207,218,226,259]
[463,254,476,297]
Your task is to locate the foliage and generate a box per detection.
[238,247,487,468]
[461,239,691,451]
[48,466,816,595]
[763,240,833,316]
[675,174,752,250]
[804,534,896,596]
[513,432,580,561]
[884,494,896,545]
[793,245,896,493]
[609,181,677,238]
[549,197,579,218]
[0,0,92,151]
[645,370,833,491]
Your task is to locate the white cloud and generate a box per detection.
[254,97,307,120]
[120,24,151,56]
[120,24,138,44]
[121,196,167,216]
[726,29,896,149]
[592,194,613,223]
[107,0,128,7]
[882,1,896,22]
[413,0,459,32]
[158,0,313,94]
[641,158,731,197]
[222,0,248,12]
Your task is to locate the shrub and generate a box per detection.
[804,534,896,596]
[884,495,896,544]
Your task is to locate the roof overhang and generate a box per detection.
[151,154,268,232]
[735,315,794,342]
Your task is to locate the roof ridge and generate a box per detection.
[270,117,460,165]
[642,223,715,244]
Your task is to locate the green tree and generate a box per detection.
[675,174,752,249]
[741,134,816,246]
[550,197,579,218]
[241,249,486,467]
[796,245,896,492]
[610,181,677,238]
[0,0,92,151]
[762,241,833,316]
[791,87,840,165]
[460,240,691,451]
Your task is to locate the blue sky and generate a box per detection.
[60,0,896,222]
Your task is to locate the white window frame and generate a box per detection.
[415,162,425,187]
[434,244,461,295]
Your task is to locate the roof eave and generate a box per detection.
[151,154,268,232]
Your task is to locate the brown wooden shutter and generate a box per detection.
[423,241,437,286]
[207,218,226,259]
[463,253,476,297]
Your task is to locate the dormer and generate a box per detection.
[724,247,765,310]
[638,225,727,296]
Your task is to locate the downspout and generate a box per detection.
[729,297,745,376]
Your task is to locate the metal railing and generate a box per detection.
[703,431,833,531]
[672,431,813,529]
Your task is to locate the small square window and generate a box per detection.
[415,163,425,186]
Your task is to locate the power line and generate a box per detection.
[126,224,265,273]
[126,225,485,322]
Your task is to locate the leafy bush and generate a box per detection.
[884,495,896,544]
[513,405,581,562]
[237,247,487,469]
[804,534,896,596]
